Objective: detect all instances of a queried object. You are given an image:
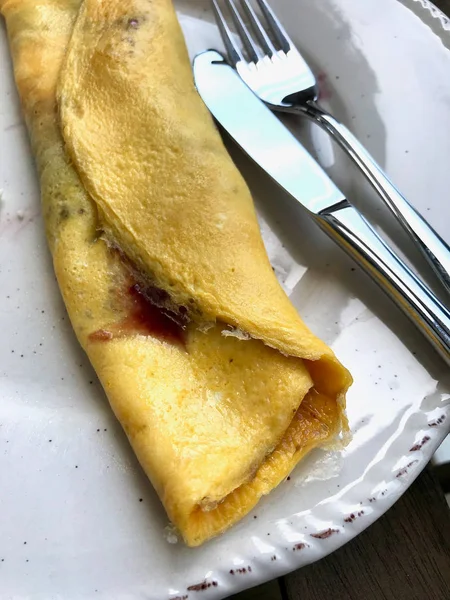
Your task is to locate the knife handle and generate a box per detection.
[292,101,450,296]
[317,200,450,365]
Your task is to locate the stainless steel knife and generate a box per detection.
[193,50,450,365]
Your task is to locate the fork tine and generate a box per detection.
[255,0,291,53]
[226,0,260,64]
[211,0,244,66]
[239,0,276,57]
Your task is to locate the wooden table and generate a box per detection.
[232,1,450,598]
[434,0,450,14]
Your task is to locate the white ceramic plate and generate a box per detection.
[1,1,449,598]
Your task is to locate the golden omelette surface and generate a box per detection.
[1,0,352,546]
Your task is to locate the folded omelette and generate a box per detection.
[1,0,352,546]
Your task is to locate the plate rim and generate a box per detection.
[402,0,450,38]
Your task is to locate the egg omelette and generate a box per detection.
[0,0,352,546]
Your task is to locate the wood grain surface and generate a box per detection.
[433,0,450,14]
[231,1,450,598]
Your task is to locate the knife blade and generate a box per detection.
[193,50,450,364]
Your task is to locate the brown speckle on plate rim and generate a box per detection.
[187,580,218,592]
[310,528,339,539]
[410,435,431,451]
[292,542,308,551]
[428,414,446,427]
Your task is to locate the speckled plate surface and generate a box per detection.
[1,1,450,599]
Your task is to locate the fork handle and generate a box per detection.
[315,201,450,365]
[288,100,450,296]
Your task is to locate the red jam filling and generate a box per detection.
[124,283,186,344]
[88,282,186,346]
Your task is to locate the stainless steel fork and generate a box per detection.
[211,0,450,296]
